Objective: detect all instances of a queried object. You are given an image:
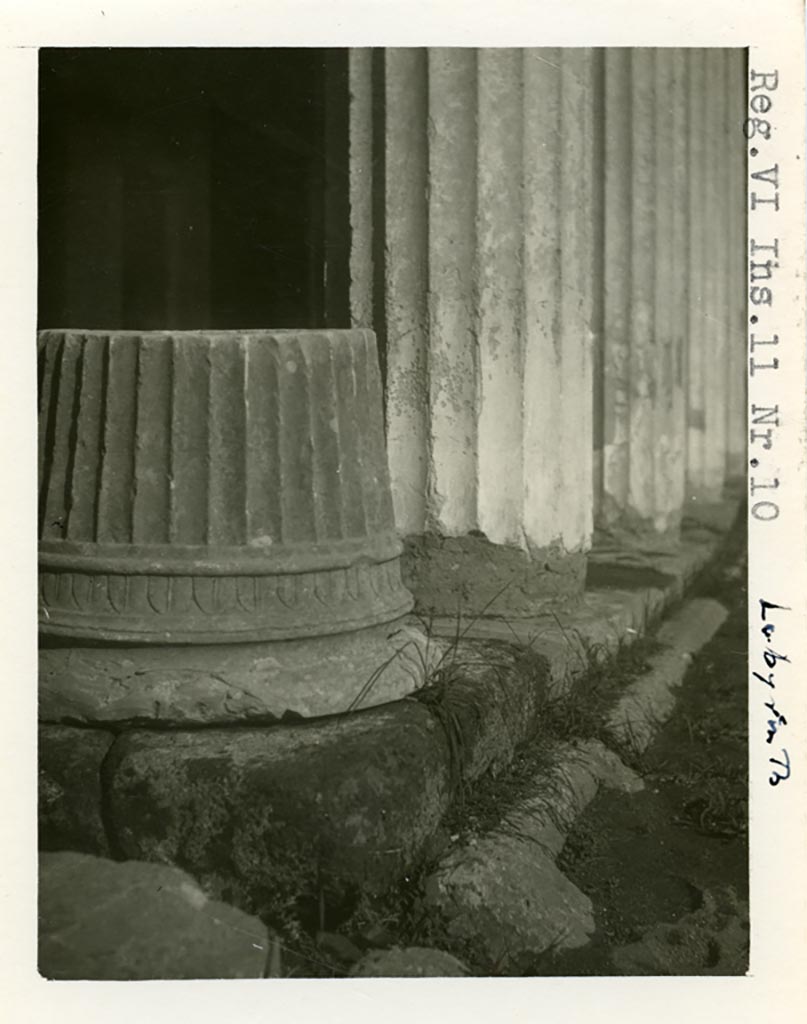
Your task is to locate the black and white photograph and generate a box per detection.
[1,0,805,1020]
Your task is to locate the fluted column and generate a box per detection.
[39,329,411,641]
[599,49,632,530]
[702,50,730,500]
[668,49,690,522]
[651,49,687,532]
[349,48,597,617]
[381,49,430,535]
[686,48,742,507]
[600,48,687,537]
[599,47,741,539]
[725,49,748,483]
[626,49,658,526]
[38,328,427,724]
[686,49,709,503]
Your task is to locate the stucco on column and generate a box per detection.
[523,48,595,552]
[427,48,478,537]
[686,49,708,503]
[600,49,632,530]
[523,48,563,546]
[669,50,690,522]
[589,52,606,529]
[476,49,525,546]
[651,49,685,534]
[702,50,730,501]
[602,48,680,535]
[383,49,429,536]
[627,49,657,523]
[559,50,596,551]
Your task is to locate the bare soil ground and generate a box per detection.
[538,518,748,975]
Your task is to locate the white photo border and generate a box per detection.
[2,2,804,1022]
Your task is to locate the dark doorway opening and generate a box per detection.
[38,47,350,332]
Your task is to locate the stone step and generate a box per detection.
[606,597,729,754]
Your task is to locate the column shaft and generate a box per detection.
[383,49,430,536]
[352,47,597,615]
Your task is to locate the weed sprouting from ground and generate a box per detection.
[414,638,545,802]
[428,632,661,852]
[540,633,663,745]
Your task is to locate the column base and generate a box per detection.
[683,493,742,533]
[401,533,587,620]
[39,617,437,727]
[595,493,683,541]
[589,494,741,591]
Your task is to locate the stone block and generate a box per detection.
[38,724,113,856]
[423,835,595,966]
[39,852,269,979]
[103,702,452,911]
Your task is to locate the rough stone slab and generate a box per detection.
[655,597,730,653]
[39,852,269,979]
[607,597,729,754]
[422,740,642,965]
[611,886,749,975]
[349,946,468,977]
[104,701,452,905]
[683,501,741,535]
[43,642,547,868]
[40,618,439,726]
[39,725,114,856]
[586,529,717,604]
[423,835,595,965]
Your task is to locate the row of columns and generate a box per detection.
[600,47,748,528]
[599,48,746,534]
[347,47,746,613]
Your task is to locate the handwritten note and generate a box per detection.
[755,598,792,785]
